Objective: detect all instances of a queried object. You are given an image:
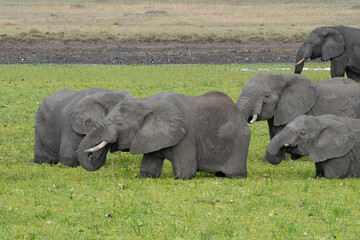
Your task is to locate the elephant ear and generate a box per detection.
[309,118,357,163]
[321,28,345,61]
[71,90,133,134]
[274,74,318,126]
[130,101,187,155]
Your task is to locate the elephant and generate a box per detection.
[295,25,360,82]
[34,88,133,167]
[236,73,360,159]
[266,115,360,179]
[76,91,251,179]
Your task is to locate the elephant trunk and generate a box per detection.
[236,89,260,124]
[77,124,110,171]
[266,130,291,165]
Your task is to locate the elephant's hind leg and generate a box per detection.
[140,152,165,178]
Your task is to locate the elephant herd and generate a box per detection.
[34,25,360,179]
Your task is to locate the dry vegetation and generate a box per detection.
[1,0,360,43]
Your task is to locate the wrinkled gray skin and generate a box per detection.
[236,73,360,159]
[266,115,360,179]
[34,88,133,167]
[77,91,250,179]
[295,25,360,82]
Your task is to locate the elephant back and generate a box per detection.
[311,78,360,119]
[171,91,248,161]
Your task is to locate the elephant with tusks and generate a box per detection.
[34,88,133,167]
[77,91,251,180]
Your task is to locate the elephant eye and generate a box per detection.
[300,129,306,135]
[264,93,270,98]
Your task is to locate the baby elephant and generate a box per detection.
[34,88,133,167]
[266,115,360,179]
[77,91,251,179]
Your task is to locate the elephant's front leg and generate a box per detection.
[345,68,360,82]
[330,56,346,78]
[59,131,83,167]
[140,152,165,178]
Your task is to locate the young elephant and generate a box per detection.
[77,91,251,179]
[266,115,360,179]
[34,88,133,167]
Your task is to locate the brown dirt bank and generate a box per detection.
[0,41,302,65]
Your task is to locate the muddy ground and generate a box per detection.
[0,41,302,65]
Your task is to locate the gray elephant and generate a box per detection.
[266,115,360,179]
[77,91,251,179]
[236,73,360,156]
[295,25,360,81]
[34,88,133,167]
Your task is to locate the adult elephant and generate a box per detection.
[236,73,360,158]
[77,91,251,179]
[295,25,360,81]
[266,115,360,179]
[34,88,133,167]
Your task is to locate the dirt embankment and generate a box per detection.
[0,41,301,65]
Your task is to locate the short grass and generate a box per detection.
[1,63,360,239]
[1,0,360,43]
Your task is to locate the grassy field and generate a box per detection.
[1,63,360,239]
[1,0,360,43]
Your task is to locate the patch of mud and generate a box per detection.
[0,41,302,65]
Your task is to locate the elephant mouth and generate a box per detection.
[283,144,298,154]
[109,140,130,153]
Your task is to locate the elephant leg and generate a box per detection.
[140,152,165,178]
[165,139,197,180]
[315,163,324,178]
[330,57,346,78]
[59,132,82,167]
[220,131,249,178]
[345,68,360,82]
[322,157,351,179]
[34,134,59,164]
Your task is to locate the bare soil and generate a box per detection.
[0,41,301,65]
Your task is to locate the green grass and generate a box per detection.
[1,63,360,239]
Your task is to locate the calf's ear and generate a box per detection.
[309,119,356,163]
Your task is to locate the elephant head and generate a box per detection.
[295,27,345,74]
[236,73,317,126]
[67,90,133,167]
[266,115,357,165]
[76,99,187,171]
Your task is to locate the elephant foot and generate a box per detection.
[59,157,79,168]
[140,171,161,179]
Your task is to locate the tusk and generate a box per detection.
[85,141,109,153]
[249,114,258,124]
[295,58,306,65]
[284,143,290,147]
